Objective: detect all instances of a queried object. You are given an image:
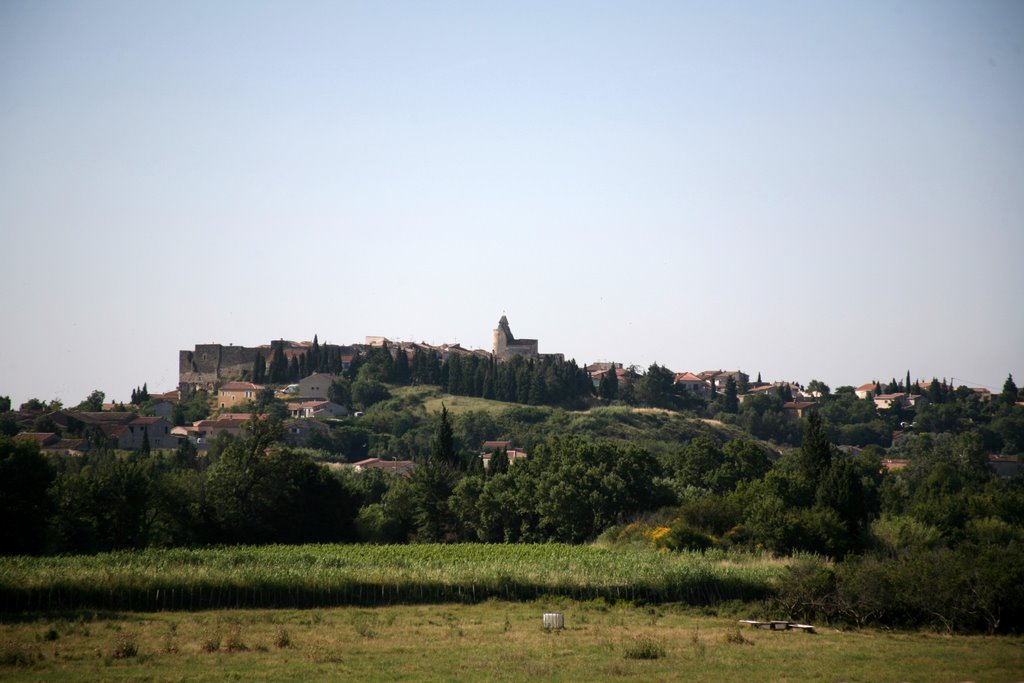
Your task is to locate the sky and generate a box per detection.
[1,1,1022,407]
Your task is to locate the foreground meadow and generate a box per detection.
[2,601,1022,682]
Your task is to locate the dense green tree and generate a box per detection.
[328,377,352,407]
[796,412,833,484]
[75,389,105,412]
[20,398,46,411]
[637,363,676,409]
[351,379,390,410]
[409,458,459,542]
[598,364,619,401]
[807,379,830,398]
[392,348,410,384]
[488,447,509,475]
[0,436,54,554]
[0,396,10,413]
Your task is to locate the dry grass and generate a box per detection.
[0,602,1021,682]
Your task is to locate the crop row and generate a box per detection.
[0,544,784,612]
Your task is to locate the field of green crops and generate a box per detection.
[0,544,784,612]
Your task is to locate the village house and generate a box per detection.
[297,372,335,401]
[698,370,750,392]
[855,382,881,399]
[674,372,709,397]
[873,393,929,410]
[287,400,348,419]
[174,414,259,446]
[218,381,263,409]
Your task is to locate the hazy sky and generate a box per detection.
[2,1,1022,407]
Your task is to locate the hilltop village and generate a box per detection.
[3,316,1020,476]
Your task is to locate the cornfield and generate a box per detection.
[0,544,783,611]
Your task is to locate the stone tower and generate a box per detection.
[492,315,539,360]
[493,315,512,358]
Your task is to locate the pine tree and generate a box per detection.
[905,370,911,393]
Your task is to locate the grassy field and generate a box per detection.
[0,544,781,612]
[2,601,1021,682]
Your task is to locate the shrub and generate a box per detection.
[274,628,291,649]
[111,634,138,659]
[661,523,713,552]
[623,636,666,660]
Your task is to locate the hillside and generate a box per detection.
[363,384,780,462]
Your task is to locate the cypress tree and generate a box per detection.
[431,404,457,467]
[1002,373,1019,405]
[724,376,739,413]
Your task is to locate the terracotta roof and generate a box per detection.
[674,372,705,383]
[65,411,136,424]
[482,440,512,450]
[856,383,880,391]
[783,401,818,409]
[288,400,331,410]
[219,382,263,392]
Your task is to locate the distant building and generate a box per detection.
[297,373,335,401]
